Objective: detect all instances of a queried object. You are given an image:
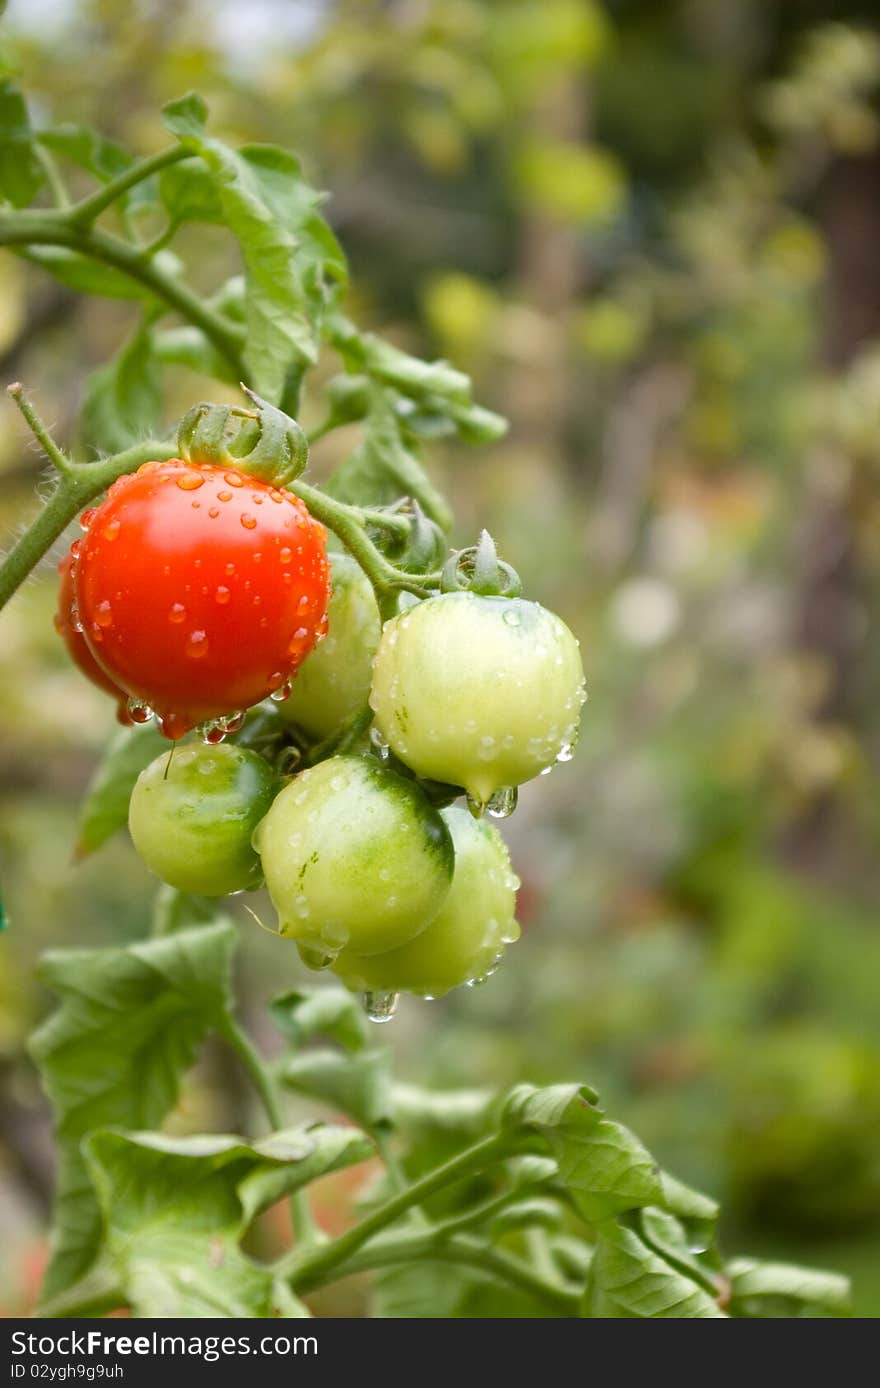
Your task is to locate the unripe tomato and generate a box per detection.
[280,550,380,739]
[370,592,585,806]
[55,549,129,718]
[333,804,520,997]
[253,754,453,958]
[73,460,330,738]
[128,741,277,896]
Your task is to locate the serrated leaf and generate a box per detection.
[326,387,452,529]
[584,1220,726,1318]
[82,1127,322,1310]
[279,1045,392,1132]
[161,104,340,401]
[0,78,44,206]
[271,986,369,1052]
[727,1257,851,1319]
[501,1083,663,1223]
[77,722,167,857]
[30,921,237,1303]
[81,317,162,453]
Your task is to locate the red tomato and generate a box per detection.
[55,548,131,720]
[72,460,329,738]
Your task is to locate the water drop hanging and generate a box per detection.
[363,990,399,1023]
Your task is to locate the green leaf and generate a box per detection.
[391,1082,494,1139]
[152,325,237,383]
[162,101,339,401]
[38,125,130,183]
[29,921,237,1303]
[16,246,149,300]
[502,1083,663,1223]
[271,986,369,1053]
[238,1124,374,1227]
[81,317,162,453]
[659,1170,719,1250]
[84,1127,328,1318]
[279,1045,392,1132]
[726,1257,851,1319]
[583,1220,726,1318]
[326,387,452,529]
[0,78,44,206]
[375,1261,556,1318]
[159,157,223,226]
[76,722,167,857]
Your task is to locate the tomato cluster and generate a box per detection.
[59,451,585,1014]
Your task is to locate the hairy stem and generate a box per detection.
[0,437,178,610]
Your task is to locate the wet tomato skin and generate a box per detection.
[73,460,330,737]
[55,548,131,719]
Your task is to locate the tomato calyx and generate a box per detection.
[177,388,308,488]
[441,529,522,598]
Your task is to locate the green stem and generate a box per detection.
[67,146,188,226]
[288,1131,509,1293]
[8,381,74,475]
[302,1228,579,1315]
[221,1018,319,1245]
[290,477,440,604]
[0,213,242,374]
[35,146,70,209]
[0,436,178,611]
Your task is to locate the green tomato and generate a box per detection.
[370,592,585,805]
[128,742,277,896]
[280,551,380,739]
[253,754,454,958]
[332,804,520,997]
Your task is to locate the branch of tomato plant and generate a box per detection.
[0,210,243,376]
[310,1227,581,1316]
[0,385,440,615]
[0,386,180,611]
[284,1130,513,1292]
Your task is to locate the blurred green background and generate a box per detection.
[1,0,879,1316]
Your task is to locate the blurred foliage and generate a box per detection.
[1,0,880,1314]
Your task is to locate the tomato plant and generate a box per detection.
[0,79,849,1322]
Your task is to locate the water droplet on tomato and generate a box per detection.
[186,630,209,658]
[214,586,231,605]
[253,552,262,563]
[95,600,113,628]
[80,508,97,530]
[70,539,82,559]
[502,607,521,627]
[363,990,398,1024]
[487,786,518,819]
[270,680,293,702]
[298,943,333,971]
[208,506,220,518]
[296,593,310,612]
[252,493,264,505]
[224,471,244,488]
[169,603,186,623]
[225,562,236,576]
[280,547,293,564]
[218,490,233,503]
[293,627,309,641]
[176,471,205,491]
[556,742,574,763]
[127,697,154,724]
[240,513,257,530]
